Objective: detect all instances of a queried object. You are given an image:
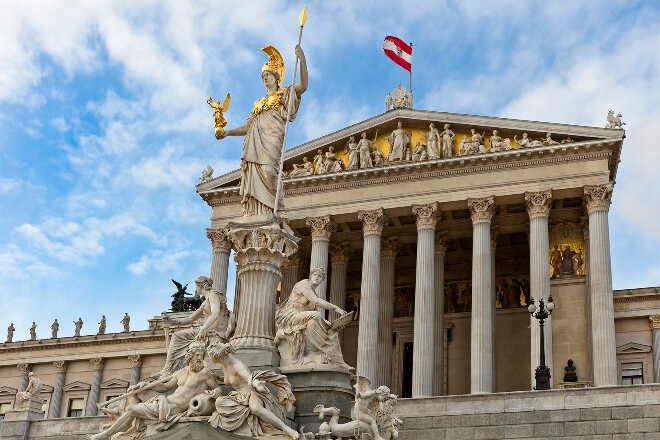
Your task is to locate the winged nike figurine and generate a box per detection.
[207,93,231,139]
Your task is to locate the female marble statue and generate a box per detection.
[425,123,441,159]
[440,123,455,158]
[357,132,373,168]
[218,45,308,216]
[387,121,410,161]
[345,137,359,170]
[275,268,352,370]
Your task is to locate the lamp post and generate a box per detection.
[528,295,555,390]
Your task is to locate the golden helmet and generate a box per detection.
[261,45,285,86]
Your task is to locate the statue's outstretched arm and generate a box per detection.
[294,45,308,96]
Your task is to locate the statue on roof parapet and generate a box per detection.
[606,110,625,129]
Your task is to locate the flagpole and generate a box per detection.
[274,7,307,217]
[409,42,413,107]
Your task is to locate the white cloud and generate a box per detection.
[127,249,190,276]
[0,177,19,194]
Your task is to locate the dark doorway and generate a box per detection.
[402,341,413,398]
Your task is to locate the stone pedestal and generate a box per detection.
[282,366,354,434]
[227,214,299,369]
[0,402,44,440]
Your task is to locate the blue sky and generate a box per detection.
[1,1,658,338]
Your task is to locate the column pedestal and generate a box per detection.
[228,214,299,368]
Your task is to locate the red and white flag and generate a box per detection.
[383,36,412,72]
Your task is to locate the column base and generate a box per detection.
[534,365,552,390]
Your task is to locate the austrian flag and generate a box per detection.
[383,36,412,72]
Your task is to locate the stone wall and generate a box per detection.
[395,384,660,439]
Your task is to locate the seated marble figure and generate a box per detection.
[275,268,352,370]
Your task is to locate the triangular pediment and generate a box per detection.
[63,381,91,391]
[0,386,17,396]
[100,378,129,389]
[617,342,651,354]
[39,384,54,394]
[197,108,624,199]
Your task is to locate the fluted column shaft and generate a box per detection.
[468,197,495,394]
[525,190,553,389]
[411,203,438,397]
[280,254,300,303]
[357,209,387,382]
[650,316,660,383]
[128,355,142,386]
[377,237,398,388]
[329,243,351,322]
[207,228,233,293]
[48,362,66,419]
[584,184,617,386]
[434,231,448,396]
[86,358,103,416]
[307,216,333,301]
[490,227,499,393]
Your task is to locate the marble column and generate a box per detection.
[280,254,301,303]
[48,361,66,419]
[228,216,299,366]
[490,226,500,393]
[377,237,398,388]
[356,208,387,382]
[468,196,495,394]
[86,358,104,416]
[306,216,333,301]
[650,316,660,383]
[128,355,142,386]
[207,228,233,293]
[329,242,352,321]
[17,363,29,392]
[525,190,553,389]
[433,231,449,396]
[411,203,438,397]
[584,183,617,386]
[582,219,594,383]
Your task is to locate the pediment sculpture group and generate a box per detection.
[286,121,579,178]
[88,272,399,440]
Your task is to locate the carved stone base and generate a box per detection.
[142,421,254,440]
[282,366,354,434]
[0,403,45,440]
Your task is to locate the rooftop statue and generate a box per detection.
[199,165,214,183]
[6,323,14,343]
[74,317,83,337]
[91,342,218,440]
[121,313,131,332]
[30,322,37,341]
[98,316,106,335]
[215,44,308,216]
[275,268,353,370]
[606,110,625,129]
[170,279,202,312]
[51,319,59,338]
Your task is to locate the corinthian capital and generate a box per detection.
[282,253,301,270]
[584,183,614,214]
[127,355,142,367]
[306,216,334,241]
[207,228,233,253]
[330,242,352,265]
[412,202,439,230]
[53,361,67,372]
[381,237,399,260]
[358,208,387,236]
[525,190,553,219]
[435,230,449,254]
[90,358,104,370]
[467,196,495,224]
[650,315,660,330]
[17,363,30,375]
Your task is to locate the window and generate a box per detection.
[67,398,84,417]
[0,402,13,420]
[621,362,644,385]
